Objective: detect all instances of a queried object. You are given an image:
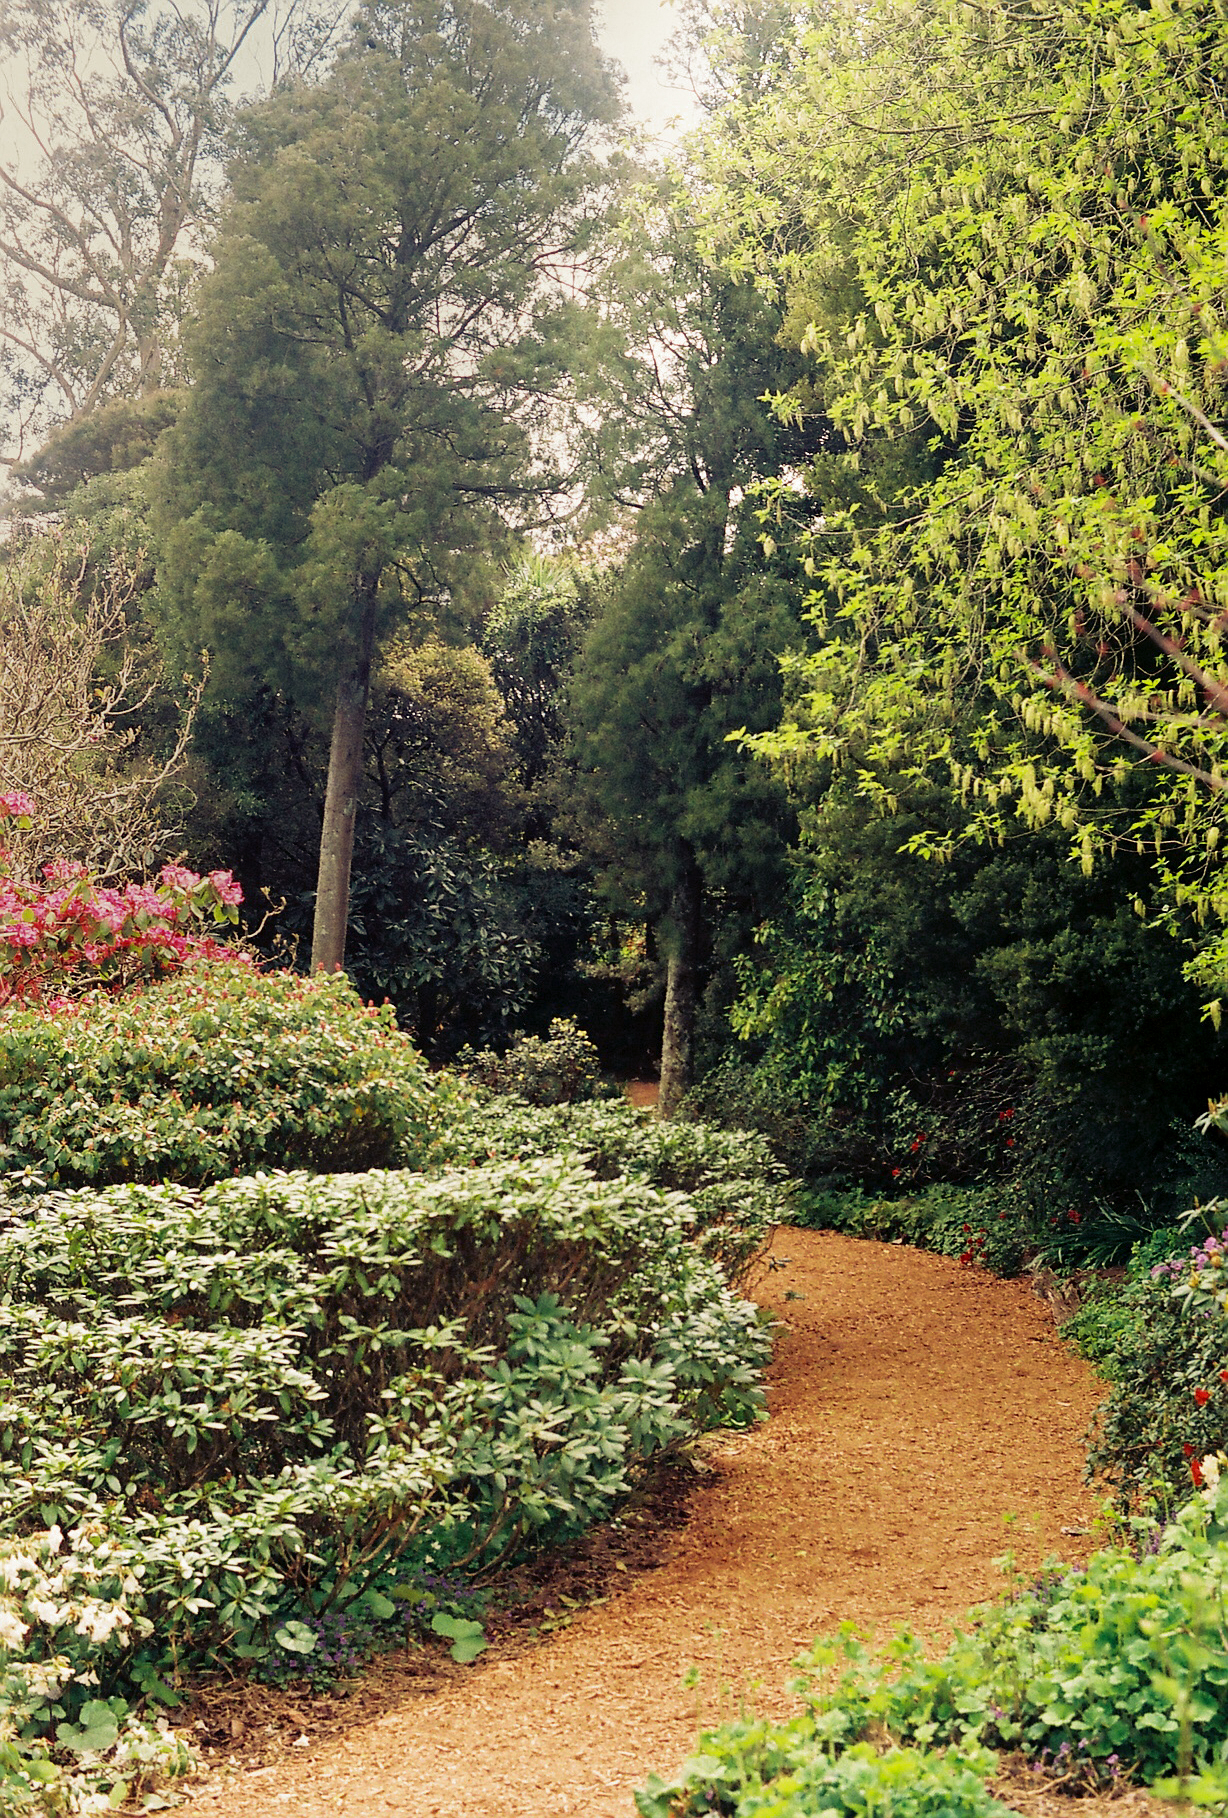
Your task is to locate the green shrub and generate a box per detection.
[639,1482,1228,1816]
[0,1156,770,1676]
[1083,1222,1228,1505]
[794,1183,1024,1276]
[433,1093,792,1285]
[456,1017,602,1104]
[0,962,436,1189]
[681,1058,880,1186]
[636,1737,1009,1818]
[1057,1280,1138,1382]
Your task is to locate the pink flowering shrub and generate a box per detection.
[0,793,242,1004]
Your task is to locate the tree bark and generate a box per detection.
[658,850,703,1119]
[310,583,378,974]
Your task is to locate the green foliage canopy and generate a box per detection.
[696,0,1228,914]
[155,0,620,701]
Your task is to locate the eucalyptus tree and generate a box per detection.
[0,0,341,468]
[154,0,621,973]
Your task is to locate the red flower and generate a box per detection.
[1191,1457,1205,1487]
[1068,1210,1081,1225]
[1219,1370,1228,1384]
[1184,1442,1197,1457]
[890,1167,901,1178]
[1196,1388,1212,1406]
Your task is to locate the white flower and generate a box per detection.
[1203,1453,1221,1492]
[44,1525,63,1556]
[0,1607,30,1650]
[11,1656,70,1699]
[25,1597,65,1627]
[74,1601,130,1645]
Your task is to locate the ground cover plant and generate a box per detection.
[636,1474,1228,1816]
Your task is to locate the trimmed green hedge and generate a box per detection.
[433,1093,792,1286]
[0,962,436,1188]
[0,1156,769,1656]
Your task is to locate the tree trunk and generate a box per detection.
[310,584,378,974]
[658,852,703,1119]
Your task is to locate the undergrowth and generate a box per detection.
[637,1477,1228,1815]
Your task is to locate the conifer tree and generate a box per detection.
[155,0,619,971]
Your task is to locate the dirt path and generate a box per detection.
[192,1231,1104,1818]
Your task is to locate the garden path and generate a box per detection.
[192,1229,1105,1818]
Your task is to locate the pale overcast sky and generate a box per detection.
[596,0,701,138]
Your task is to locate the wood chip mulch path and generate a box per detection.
[181,1229,1169,1818]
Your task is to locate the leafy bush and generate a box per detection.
[0,1156,769,1680]
[1082,1220,1228,1505]
[700,791,1228,1249]
[433,1093,792,1285]
[636,1737,1009,1818]
[794,1184,1025,1277]
[0,961,436,1188]
[0,1525,197,1815]
[639,1482,1228,1815]
[682,1059,880,1186]
[457,1017,602,1104]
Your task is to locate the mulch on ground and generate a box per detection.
[181,1230,1142,1818]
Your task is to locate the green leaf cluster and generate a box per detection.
[697,0,1228,906]
[0,960,436,1187]
[636,1737,1008,1818]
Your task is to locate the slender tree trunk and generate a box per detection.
[310,583,378,973]
[658,850,703,1119]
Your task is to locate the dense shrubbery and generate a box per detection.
[1056,1221,1228,1506]
[0,922,782,1809]
[639,1478,1228,1815]
[692,800,1228,1268]
[0,961,437,1188]
[434,1093,792,1286]
[792,1183,1026,1277]
[0,1144,770,1802]
[456,1017,603,1105]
